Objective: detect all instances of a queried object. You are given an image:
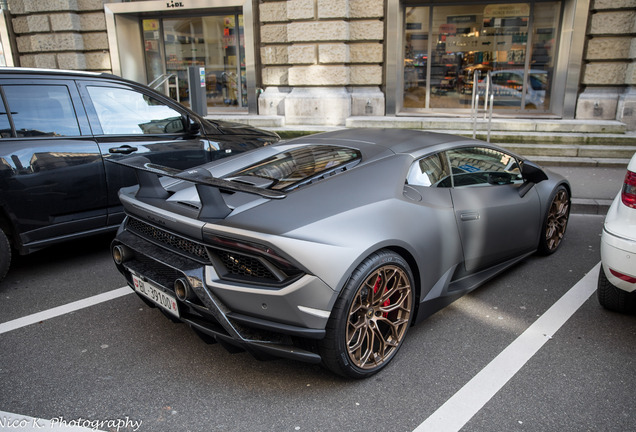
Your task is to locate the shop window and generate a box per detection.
[142,13,246,111]
[403,1,561,113]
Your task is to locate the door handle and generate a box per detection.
[109,145,138,154]
[460,211,480,221]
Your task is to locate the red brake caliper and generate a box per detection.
[373,275,390,318]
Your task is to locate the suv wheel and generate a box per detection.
[597,266,634,314]
[0,229,11,282]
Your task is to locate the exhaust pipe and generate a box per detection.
[112,244,132,265]
[174,278,191,302]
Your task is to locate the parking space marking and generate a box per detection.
[414,263,600,432]
[0,287,133,335]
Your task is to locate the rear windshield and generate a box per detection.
[228,145,361,190]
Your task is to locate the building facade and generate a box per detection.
[2,0,636,129]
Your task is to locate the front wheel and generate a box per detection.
[537,185,570,255]
[319,250,415,378]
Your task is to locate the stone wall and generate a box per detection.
[258,0,385,125]
[577,0,636,128]
[7,0,634,129]
[7,0,110,71]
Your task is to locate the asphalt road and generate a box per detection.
[1,213,634,432]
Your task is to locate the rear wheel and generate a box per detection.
[538,185,570,255]
[597,266,635,314]
[319,250,414,378]
[0,229,10,282]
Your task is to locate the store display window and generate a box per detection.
[142,13,247,111]
[403,1,561,113]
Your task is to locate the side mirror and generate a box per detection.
[518,160,548,197]
[185,116,201,137]
[521,160,548,184]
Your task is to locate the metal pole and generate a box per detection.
[471,70,480,139]
[483,71,491,120]
[487,93,494,143]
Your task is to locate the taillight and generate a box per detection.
[621,170,636,208]
[203,233,304,286]
[609,268,636,284]
[207,235,297,272]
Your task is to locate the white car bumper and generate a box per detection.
[601,226,636,292]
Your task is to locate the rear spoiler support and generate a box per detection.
[108,156,286,220]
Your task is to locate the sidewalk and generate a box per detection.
[548,165,625,215]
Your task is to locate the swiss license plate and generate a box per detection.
[132,274,179,318]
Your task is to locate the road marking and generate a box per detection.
[0,265,601,430]
[0,287,133,335]
[414,262,600,432]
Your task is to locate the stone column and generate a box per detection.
[576,0,636,129]
[258,0,385,125]
[8,0,110,71]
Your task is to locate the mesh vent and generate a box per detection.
[214,249,277,281]
[126,217,209,262]
[126,217,299,285]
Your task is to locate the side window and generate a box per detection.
[87,86,185,135]
[407,153,451,187]
[0,98,11,138]
[2,85,80,137]
[446,147,523,188]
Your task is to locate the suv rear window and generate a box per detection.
[2,85,80,137]
[228,145,361,190]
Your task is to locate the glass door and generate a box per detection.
[403,1,561,113]
[142,13,246,111]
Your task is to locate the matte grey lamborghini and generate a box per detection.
[111,128,571,378]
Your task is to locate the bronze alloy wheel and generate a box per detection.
[544,187,570,253]
[345,264,413,370]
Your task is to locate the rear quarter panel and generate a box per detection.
[217,154,463,300]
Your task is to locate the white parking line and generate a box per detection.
[414,262,600,432]
[0,265,601,431]
[0,287,133,335]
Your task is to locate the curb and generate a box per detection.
[571,198,613,215]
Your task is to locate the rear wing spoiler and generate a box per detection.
[108,156,286,219]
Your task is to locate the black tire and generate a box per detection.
[0,229,11,282]
[597,266,635,314]
[319,250,415,379]
[537,185,570,255]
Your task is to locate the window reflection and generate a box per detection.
[87,86,184,135]
[142,13,246,110]
[1,85,80,137]
[403,2,561,113]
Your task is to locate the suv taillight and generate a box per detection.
[622,170,636,208]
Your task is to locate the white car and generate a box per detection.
[598,153,636,313]
[475,69,547,109]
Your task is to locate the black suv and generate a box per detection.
[0,67,279,281]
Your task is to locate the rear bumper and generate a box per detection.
[601,227,636,293]
[112,229,325,363]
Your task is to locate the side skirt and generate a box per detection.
[414,251,535,324]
